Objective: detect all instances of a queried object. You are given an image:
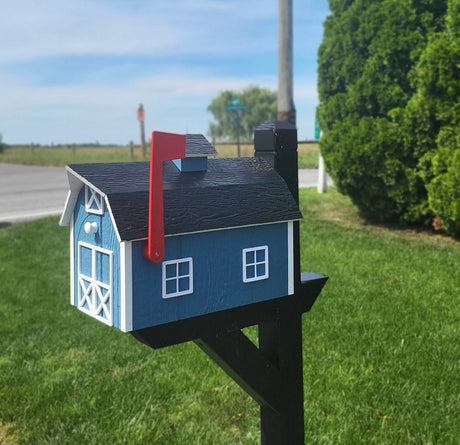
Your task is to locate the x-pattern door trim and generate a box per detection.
[77,241,113,326]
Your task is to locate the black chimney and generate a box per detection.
[254,121,299,204]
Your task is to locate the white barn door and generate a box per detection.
[77,241,113,326]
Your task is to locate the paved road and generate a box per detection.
[298,168,333,189]
[0,163,333,225]
[0,163,68,224]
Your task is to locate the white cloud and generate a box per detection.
[0,0,279,62]
[0,0,329,143]
[1,0,329,62]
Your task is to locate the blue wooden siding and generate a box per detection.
[73,187,121,329]
[131,222,290,330]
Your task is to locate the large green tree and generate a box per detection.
[207,86,277,141]
[318,0,449,227]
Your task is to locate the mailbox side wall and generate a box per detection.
[130,222,292,330]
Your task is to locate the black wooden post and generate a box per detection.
[255,121,303,444]
[259,309,304,444]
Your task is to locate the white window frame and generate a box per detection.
[162,257,193,299]
[77,241,113,326]
[85,185,104,215]
[242,245,269,283]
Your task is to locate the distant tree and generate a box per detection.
[0,133,4,154]
[207,86,277,141]
[318,0,448,226]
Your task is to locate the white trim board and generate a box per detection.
[127,219,301,243]
[70,212,75,305]
[120,241,133,332]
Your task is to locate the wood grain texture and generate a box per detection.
[255,121,305,444]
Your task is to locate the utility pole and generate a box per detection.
[278,0,296,125]
[137,104,146,161]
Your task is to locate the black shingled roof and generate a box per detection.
[67,157,301,241]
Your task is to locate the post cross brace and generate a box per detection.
[195,329,282,413]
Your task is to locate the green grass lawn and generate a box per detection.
[0,188,458,444]
[0,143,319,169]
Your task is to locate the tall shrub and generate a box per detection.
[318,0,448,225]
[412,0,460,235]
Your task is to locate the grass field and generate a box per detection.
[0,145,144,166]
[0,188,458,444]
[214,142,319,169]
[0,142,319,169]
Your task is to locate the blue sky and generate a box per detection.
[0,0,330,144]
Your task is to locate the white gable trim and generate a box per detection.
[60,166,105,226]
[120,241,133,332]
[60,191,73,226]
[70,211,75,305]
[60,168,85,226]
[59,175,83,226]
[66,165,106,196]
[60,168,122,242]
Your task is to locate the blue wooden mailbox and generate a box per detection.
[60,121,327,445]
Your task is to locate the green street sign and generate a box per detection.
[226,104,247,111]
[314,116,321,140]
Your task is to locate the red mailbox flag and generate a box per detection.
[142,131,186,263]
